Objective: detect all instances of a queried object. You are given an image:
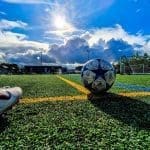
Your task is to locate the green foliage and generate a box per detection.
[126,53,150,65]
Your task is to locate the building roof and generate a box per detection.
[24,63,62,67]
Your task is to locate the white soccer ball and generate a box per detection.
[81,59,116,94]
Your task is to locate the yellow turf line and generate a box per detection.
[20,75,150,104]
[119,92,150,97]
[21,95,86,104]
[56,75,90,95]
[21,92,150,104]
[56,75,150,97]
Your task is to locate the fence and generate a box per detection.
[122,64,150,74]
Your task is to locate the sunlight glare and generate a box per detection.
[54,15,67,30]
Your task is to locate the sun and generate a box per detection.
[53,14,75,33]
[54,15,66,29]
[54,15,68,30]
[50,14,76,36]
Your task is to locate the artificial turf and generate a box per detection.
[0,74,149,149]
[0,94,149,149]
[0,75,81,98]
[61,74,150,93]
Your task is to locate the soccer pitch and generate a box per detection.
[0,74,149,149]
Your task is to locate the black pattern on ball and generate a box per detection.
[81,59,116,94]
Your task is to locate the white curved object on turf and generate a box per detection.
[0,87,22,114]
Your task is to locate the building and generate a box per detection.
[23,63,64,74]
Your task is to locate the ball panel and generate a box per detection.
[92,77,106,92]
[100,59,113,70]
[104,70,115,86]
[82,70,96,84]
[85,59,99,70]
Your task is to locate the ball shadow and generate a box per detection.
[0,115,9,132]
[88,93,150,130]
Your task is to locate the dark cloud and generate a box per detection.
[7,52,56,65]
[1,36,142,65]
[48,37,137,63]
[49,37,106,63]
[105,38,135,61]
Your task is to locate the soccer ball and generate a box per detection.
[81,59,116,94]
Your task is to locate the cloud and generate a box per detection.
[49,37,90,63]
[49,37,106,63]
[139,41,150,54]
[46,28,76,38]
[105,38,135,61]
[1,19,149,64]
[0,11,6,15]
[0,19,28,30]
[84,24,150,56]
[0,19,49,64]
[48,37,135,63]
[0,19,49,51]
[0,30,49,51]
[0,52,5,63]
[2,0,50,4]
[7,50,56,65]
[47,25,150,64]
[87,24,146,46]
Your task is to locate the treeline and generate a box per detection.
[128,52,150,65]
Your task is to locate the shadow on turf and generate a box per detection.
[0,115,9,132]
[88,93,150,130]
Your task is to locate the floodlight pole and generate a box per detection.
[4,52,8,63]
[40,51,43,66]
[39,48,44,66]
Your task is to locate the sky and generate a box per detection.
[0,0,150,65]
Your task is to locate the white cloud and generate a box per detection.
[0,18,49,52]
[141,41,150,54]
[45,29,76,38]
[2,0,50,4]
[47,24,150,63]
[0,11,6,15]
[0,18,49,64]
[0,30,49,51]
[0,19,28,30]
[0,52,5,63]
[87,24,146,46]
[0,30,26,41]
